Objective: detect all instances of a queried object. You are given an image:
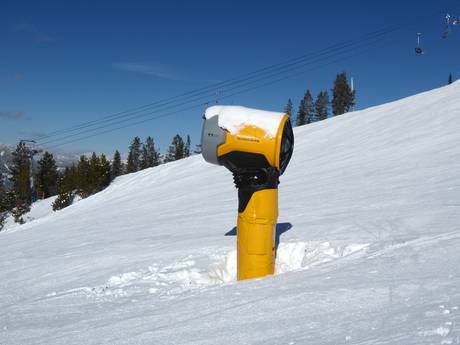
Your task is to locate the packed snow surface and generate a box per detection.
[2,81,460,344]
[205,105,285,137]
[2,196,57,230]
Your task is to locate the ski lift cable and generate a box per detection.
[37,3,456,144]
[35,4,460,149]
[34,26,400,143]
[35,5,459,146]
[38,36,389,147]
[36,34,392,147]
[46,37,390,149]
[415,32,424,54]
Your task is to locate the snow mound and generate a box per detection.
[67,241,368,301]
[205,105,285,137]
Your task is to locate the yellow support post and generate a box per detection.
[237,189,278,280]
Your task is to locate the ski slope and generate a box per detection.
[2,196,58,230]
[2,82,460,345]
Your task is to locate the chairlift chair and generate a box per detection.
[415,32,424,54]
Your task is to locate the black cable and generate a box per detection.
[46,37,389,149]
[38,4,459,149]
[35,25,399,143]
[38,30,396,147]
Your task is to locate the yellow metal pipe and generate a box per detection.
[237,188,278,280]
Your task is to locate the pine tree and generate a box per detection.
[165,134,186,162]
[304,90,315,123]
[111,150,123,179]
[284,98,293,118]
[296,90,314,126]
[98,154,111,190]
[53,165,77,211]
[296,100,307,126]
[448,73,453,85]
[36,151,58,199]
[127,136,142,173]
[10,142,31,205]
[0,173,15,225]
[0,173,7,231]
[126,151,135,173]
[184,135,191,157]
[315,91,330,121]
[88,152,101,194]
[332,72,354,116]
[9,142,32,222]
[0,173,5,203]
[140,136,159,169]
[140,144,149,170]
[76,155,91,197]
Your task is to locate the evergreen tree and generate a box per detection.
[10,142,32,222]
[140,144,149,170]
[448,73,453,85]
[184,135,191,157]
[284,98,293,118]
[52,189,74,211]
[296,99,307,126]
[76,155,91,197]
[53,166,77,211]
[127,136,142,173]
[0,173,5,203]
[0,173,7,231]
[315,91,330,121]
[296,90,314,126]
[10,142,31,206]
[140,136,159,169]
[303,90,315,123]
[332,72,354,116]
[88,152,100,194]
[165,134,186,162]
[98,154,111,190]
[126,151,135,173]
[0,173,15,227]
[111,150,123,179]
[36,151,58,199]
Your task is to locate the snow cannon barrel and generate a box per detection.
[201,105,294,281]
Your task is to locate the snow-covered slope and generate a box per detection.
[2,82,460,345]
[2,196,58,230]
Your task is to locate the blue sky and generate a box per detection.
[1,0,459,155]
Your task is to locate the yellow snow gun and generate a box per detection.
[201,106,294,280]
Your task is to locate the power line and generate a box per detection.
[35,26,400,145]
[38,35,389,147]
[35,4,458,149]
[46,38,389,149]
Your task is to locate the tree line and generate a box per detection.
[287,72,355,126]
[0,71,357,230]
[0,133,193,230]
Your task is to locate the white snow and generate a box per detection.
[3,196,57,230]
[205,105,285,137]
[2,81,460,344]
